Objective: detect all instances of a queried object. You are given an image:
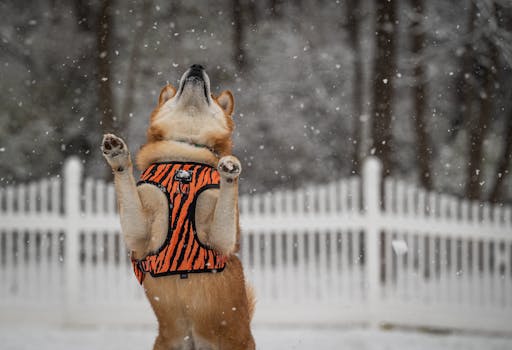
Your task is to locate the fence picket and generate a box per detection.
[450,235,458,304]
[0,189,4,214]
[350,178,360,213]
[439,195,448,222]
[306,230,315,299]
[328,182,337,213]
[506,242,512,308]
[296,231,305,301]
[28,183,37,213]
[28,231,38,300]
[263,232,272,299]
[328,231,337,300]
[107,184,116,214]
[318,231,328,302]
[274,231,283,301]
[284,231,294,301]
[4,232,13,299]
[40,180,48,214]
[417,189,426,218]
[6,187,14,214]
[240,194,249,216]
[472,202,480,224]
[505,208,512,226]
[427,234,436,304]
[306,185,315,215]
[483,240,490,308]
[85,178,94,214]
[340,180,348,213]
[318,186,327,214]
[384,231,392,299]
[396,182,405,215]
[18,185,26,213]
[96,180,105,214]
[274,191,283,217]
[483,204,491,225]
[407,185,416,216]
[463,238,471,306]
[385,178,393,214]
[50,178,60,214]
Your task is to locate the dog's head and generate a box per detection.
[146,64,235,156]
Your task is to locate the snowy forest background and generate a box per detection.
[0,0,511,203]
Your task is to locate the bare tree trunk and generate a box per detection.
[371,0,397,177]
[466,5,499,200]
[96,0,116,133]
[247,0,258,25]
[73,0,94,32]
[452,4,477,142]
[489,110,512,203]
[232,0,245,71]
[347,0,363,174]
[409,0,432,190]
[269,0,282,18]
[120,0,152,123]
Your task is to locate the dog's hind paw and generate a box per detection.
[218,156,241,181]
[101,134,131,172]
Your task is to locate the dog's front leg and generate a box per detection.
[101,134,148,253]
[207,156,242,254]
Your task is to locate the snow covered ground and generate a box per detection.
[1,325,511,350]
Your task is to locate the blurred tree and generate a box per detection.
[371,0,397,177]
[232,0,246,71]
[96,0,117,134]
[269,0,282,18]
[247,0,258,25]
[452,2,477,142]
[346,0,364,174]
[73,0,118,134]
[121,0,153,120]
[466,1,500,200]
[409,0,432,190]
[489,110,512,203]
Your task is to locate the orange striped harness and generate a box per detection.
[131,162,227,284]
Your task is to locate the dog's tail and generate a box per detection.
[245,282,256,321]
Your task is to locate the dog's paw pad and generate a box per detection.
[101,134,131,171]
[218,156,241,180]
[102,134,127,157]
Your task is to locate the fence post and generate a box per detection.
[362,157,382,327]
[64,157,82,324]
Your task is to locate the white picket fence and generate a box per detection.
[0,157,511,333]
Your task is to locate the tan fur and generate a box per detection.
[102,67,255,350]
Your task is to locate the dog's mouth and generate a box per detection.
[177,64,210,104]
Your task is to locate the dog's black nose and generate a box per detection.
[190,64,204,71]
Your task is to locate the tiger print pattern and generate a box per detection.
[131,162,227,284]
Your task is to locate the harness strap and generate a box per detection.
[175,139,219,158]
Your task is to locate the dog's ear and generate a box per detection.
[216,90,234,116]
[158,84,177,105]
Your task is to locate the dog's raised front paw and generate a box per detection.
[218,156,241,181]
[101,133,131,171]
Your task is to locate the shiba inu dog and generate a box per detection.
[101,64,255,350]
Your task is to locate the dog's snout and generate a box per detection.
[190,64,205,71]
[178,64,210,103]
